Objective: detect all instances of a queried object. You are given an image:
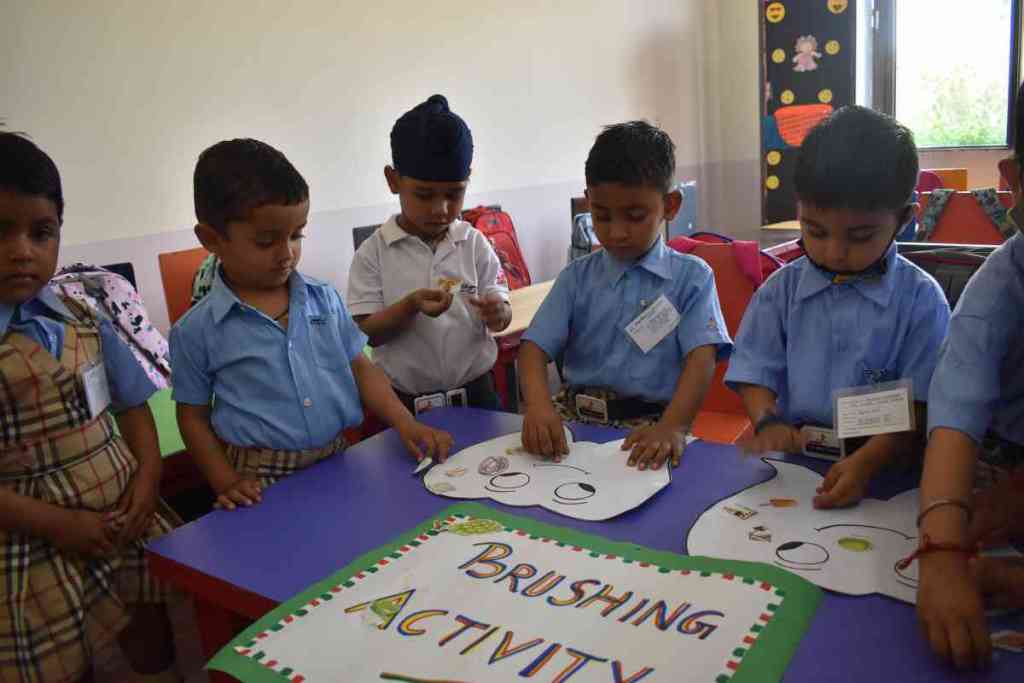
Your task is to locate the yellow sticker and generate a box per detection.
[766,175,780,190]
[767,150,782,166]
[818,88,833,104]
[781,89,795,105]
[766,2,786,23]
[828,0,849,14]
[825,40,840,55]
[772,48,786,64]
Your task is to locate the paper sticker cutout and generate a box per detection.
[774,104,834,147]
[780,89,795,105]
[766,2,786,23]
[828,0,848,14]
[772,48,786,64]
[750,526,773,542]
[992,630,1024,654]
[444,467,467,478]
[818,89,834,104]
[423,431,671,521]
[687,458,923,603]
[766,175,780,191]
[437,277,462,295]
[724,504,757,520]
[762,498,798,508]
[793,35,821,72]
[825,39,840,55]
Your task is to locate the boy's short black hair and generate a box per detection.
[194,138,309,233]
[585,121,676,193]
[0,131,64,222]
[1014,81,1024,164]
[794,105,918,213]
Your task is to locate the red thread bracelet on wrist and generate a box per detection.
[896,534,978,571]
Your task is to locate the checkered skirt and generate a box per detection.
[226,431,348,490]
[0,299,176,682]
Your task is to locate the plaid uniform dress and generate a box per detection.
[0,298,177,683]
[221,310,348,490]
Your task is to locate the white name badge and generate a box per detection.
[833,379,914,440]
[80,361,112,419]
[624,294,680,354]
[800,425,842,462]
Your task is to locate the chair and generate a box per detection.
[678,243,758,444]
[157,246,209,326]
[927,168,968,191]
[916,170,944,194]
[916,191,1012,245]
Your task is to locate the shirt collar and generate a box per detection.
[208,268,310,325]
[381,215,471,247]
[604,238,674,287]
[794,242,899,307]
[0,287,75,337]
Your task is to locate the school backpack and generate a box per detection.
[667,232,783,288]
[462,206,531,290]
[49,263,171,389]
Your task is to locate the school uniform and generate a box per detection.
[523,238,732,427]
[347,216,509,409]
[0,289,176,682]
[725,244,951,428]
[170,269,366,487]
[928,232,1024,472]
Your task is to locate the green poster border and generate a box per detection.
[210,502,822,683]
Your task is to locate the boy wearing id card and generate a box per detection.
[519,122,732,472]
[725,107,950,509]
[0,133,181,682]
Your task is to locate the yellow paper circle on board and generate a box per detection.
[766,2,786,23]
[818,89,834,104]
[766,175,781,190]
[781,89,795,105]
[767,151,782,166]
[825,40,840,55]
[772,48,786,64]
[828,0,848,14]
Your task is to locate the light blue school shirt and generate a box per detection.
[928,233,1024,445]
[170,270,367,450]
[725,244,950,428]
[0,287,156,410]
[522,238,732,404]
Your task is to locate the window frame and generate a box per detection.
[865,0,1023,151]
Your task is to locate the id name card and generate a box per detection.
[833,379,914,440]
[80,361,112,419]
[801,425,842,462]
[625,294,680,354]
[413,393,446,415]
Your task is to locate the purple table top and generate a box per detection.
[150,407,1022,682]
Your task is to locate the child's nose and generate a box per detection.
[8,235,35,262]
[827,240,848,264]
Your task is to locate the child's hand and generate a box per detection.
[917,553,991,670]
[968,477,1024,547]
[396,419,454,463]
[410,288,453,318]
[468,294,511,332]
[969,556,1024,609]
[105,464,160,543]
[214,476,263,511]
[738,423,802,456]
[621,422,687,471]
[813,456,871,509]
[522,406,569,460]
[51,509,118,558]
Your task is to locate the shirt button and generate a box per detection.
[303,398,313,408]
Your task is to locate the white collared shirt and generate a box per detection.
[347,216,510,395]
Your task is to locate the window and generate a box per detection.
[858,0,1022,149]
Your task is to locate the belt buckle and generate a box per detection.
[446,388,468,408]
[413,393,446,415]
[575,393,609,424]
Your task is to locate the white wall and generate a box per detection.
[2,0,720,332]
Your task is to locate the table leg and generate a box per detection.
[193,596,250,683]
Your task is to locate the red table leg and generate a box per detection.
[193,596,251,683]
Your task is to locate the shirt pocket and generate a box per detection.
[308,315,350,371]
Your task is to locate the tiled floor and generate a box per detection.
[93,598,209,682]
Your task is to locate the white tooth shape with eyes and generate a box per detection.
[422,430,671,521]
[686,458,923,603]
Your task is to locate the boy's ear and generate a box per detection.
[999,157,1022,195]
[663,189,683,221]
[384,166,401,194]
[194,223,222,255]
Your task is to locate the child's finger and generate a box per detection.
[650,442,671,470]
[536,426,554,458]
[622,430,640,450]
[215,494,236,511]
[434,432,453,462]
[553,425,569,456]
[227,488,255,507]
[403,437,426,462]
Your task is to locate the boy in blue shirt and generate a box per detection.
[171,139,452,511]
[725,106,950,509]
[519,121,732,471]
[916,83,1024,670]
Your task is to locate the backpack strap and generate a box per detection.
[971,189,1017,239]
[916,189,956,241]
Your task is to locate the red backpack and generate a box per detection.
[462,206,532,290]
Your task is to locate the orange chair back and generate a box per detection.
[917,192,1011,245]
[158,247,209,326]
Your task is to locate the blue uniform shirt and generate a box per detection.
[0,287,156,410]
[170,270,367,450]
[523,238,732,404]
[725,244,950,427]
[928,233,1024,445]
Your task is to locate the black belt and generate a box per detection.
[981,432,1024,468]
[396,372,496,411]
[567,387,666,421]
